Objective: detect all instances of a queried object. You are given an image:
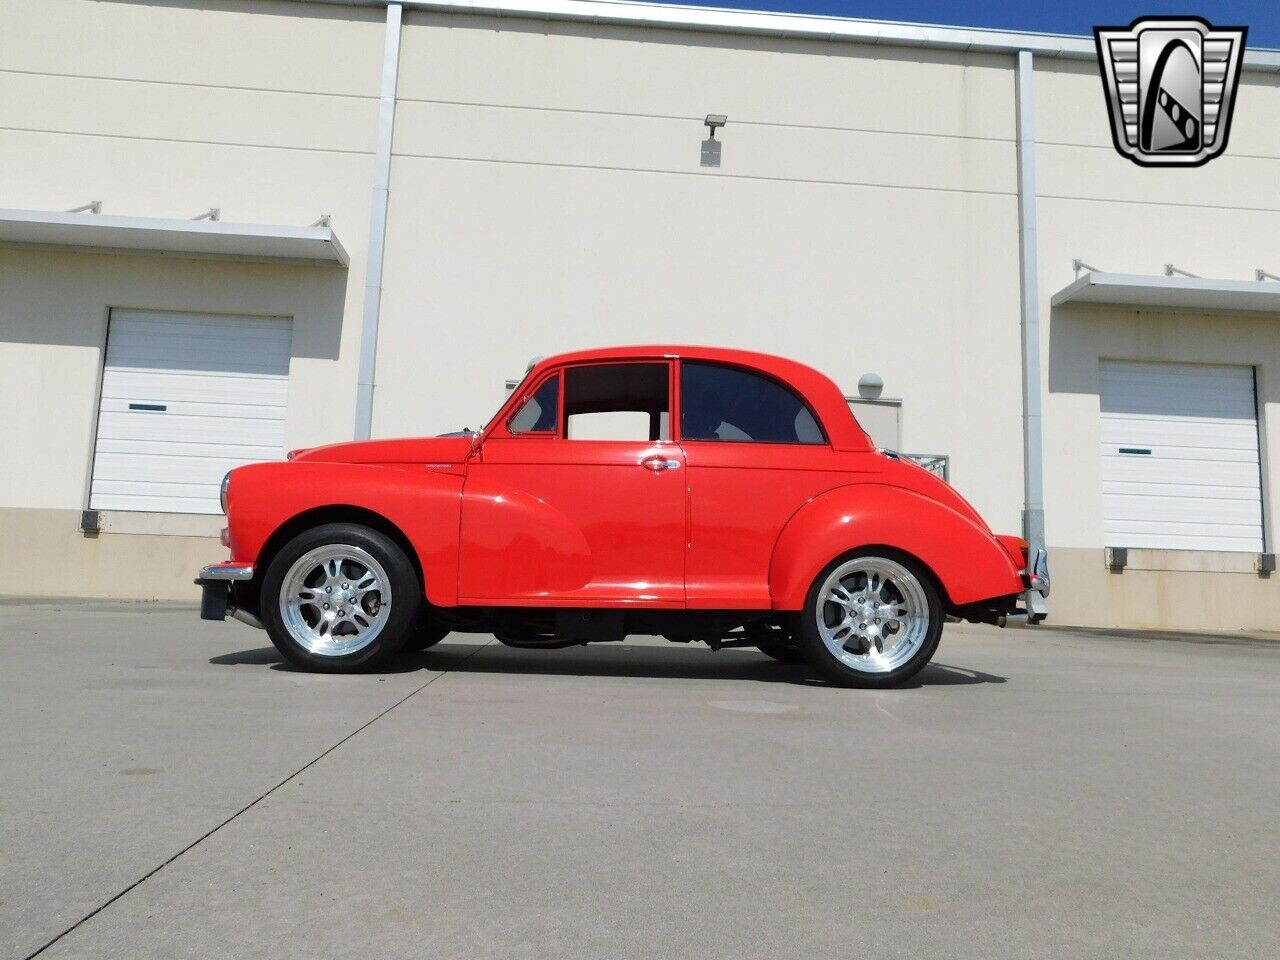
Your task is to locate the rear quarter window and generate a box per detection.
[680,361,826,444]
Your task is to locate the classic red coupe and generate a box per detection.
[197,346,1048,686]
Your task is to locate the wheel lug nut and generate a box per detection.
[325,587,332,594]
[323,603,329,609]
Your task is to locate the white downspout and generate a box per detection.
[354,2,403,439]
[1015,50,1046,556]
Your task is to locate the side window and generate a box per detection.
[681,361,825,445]
[508,374,559,434]
[564,363,670,441]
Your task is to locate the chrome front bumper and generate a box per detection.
[195,563,259,626]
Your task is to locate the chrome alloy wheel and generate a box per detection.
[815,556,930,674]
[279,544,392,656]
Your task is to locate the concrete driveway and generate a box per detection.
[1,599,1277,960]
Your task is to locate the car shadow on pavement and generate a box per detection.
[209,643,1006,687]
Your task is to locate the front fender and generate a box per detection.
[227,461,464,606]
[769,483,1023,610]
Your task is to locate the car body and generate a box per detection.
[198,345,1048,686]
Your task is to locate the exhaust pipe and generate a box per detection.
[229,606,264,630]
[998,613,1031,629]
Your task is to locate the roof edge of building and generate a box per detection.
[284,0,1280,70]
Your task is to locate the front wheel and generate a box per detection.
[796,551,942,688]
[260,523,421,672]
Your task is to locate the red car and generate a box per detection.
[198,346,1048,687]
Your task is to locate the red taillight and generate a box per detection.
[994,534,1029,569]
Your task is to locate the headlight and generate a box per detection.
[220,471,232,514]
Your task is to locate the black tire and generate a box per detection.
[260,523,421,673]
[795,549,943,688]
[404,615,450,652]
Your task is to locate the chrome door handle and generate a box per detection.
[641,457,681,472]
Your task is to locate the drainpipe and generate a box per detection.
[354,2,403,440]
[1015,50,1046,555]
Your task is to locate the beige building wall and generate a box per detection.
[1,0,1277,630]
[375,12,1026,534]
[1033,59,1280,631]
[2,0,385,598]
[0,247,352,598]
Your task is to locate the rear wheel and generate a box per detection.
[260,523,420,672]
[796,550,942,688]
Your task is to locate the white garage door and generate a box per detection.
[1100,360,1263,552]
[89,309,291,515]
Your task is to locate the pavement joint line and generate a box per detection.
[20,641,492,960]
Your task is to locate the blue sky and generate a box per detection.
[643,2,1280,48]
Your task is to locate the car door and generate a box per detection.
[458,361,687,606]
[679,359,851,608]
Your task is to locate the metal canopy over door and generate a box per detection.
[89,309,291,514]
[1099,360,1264,552]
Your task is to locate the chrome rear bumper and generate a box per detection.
[1002,549,1049,627]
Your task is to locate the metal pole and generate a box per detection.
[354,2,403,439]
[1015,50,1046,554]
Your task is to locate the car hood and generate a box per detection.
[287,436,475,465]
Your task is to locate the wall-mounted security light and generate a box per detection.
[701,114,727,167]
[857,372,884,399]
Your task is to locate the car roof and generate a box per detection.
[521,345,873,451]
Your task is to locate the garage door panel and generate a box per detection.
[95,411,284,447]
[1100,417,1260,450]
[1100,365,1256,418]
[102,370,290,404]
[113,311,289,332]
[101,351,290,378]
[1102,456,1260,487]
[89,493,224,514]
[109,316,291,351]
[98,398,286,423]
[1102,527,1263,552]
[1099,360,1263,553]
[95,437,282,462]
[90,309,291,515]
[1103,479,1260,501]
[1102,493,1264,526]
[111,318,291,344]
[108,326,291,355]
[92,479,222,501]
[93,451,260,485]
[1103,446,1258,465]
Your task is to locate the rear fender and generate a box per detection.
[227,461,464,606]
[769,483,1023,610]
